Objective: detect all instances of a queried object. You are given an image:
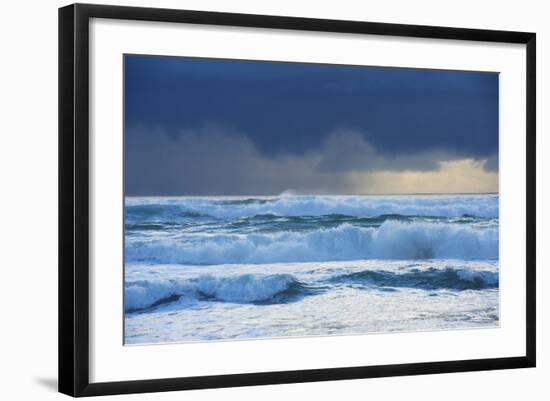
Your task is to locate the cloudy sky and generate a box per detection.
[124,55,498,196]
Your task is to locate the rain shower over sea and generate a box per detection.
[124,194,499,344]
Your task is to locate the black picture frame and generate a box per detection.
[59,3,536,397]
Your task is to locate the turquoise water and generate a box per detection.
[124,194,499,344]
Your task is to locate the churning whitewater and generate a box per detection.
[124,194,499,344]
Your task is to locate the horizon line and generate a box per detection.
[125,191,499,198]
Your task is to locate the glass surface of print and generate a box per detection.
[124,55,499,344]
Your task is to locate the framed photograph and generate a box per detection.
[59,3,536,397]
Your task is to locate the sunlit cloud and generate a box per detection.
[349,159,498,194]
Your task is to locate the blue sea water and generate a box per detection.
[124,194,499,344]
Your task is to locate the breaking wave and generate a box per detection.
[125,221,498,265]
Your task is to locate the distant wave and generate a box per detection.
[125,212,488,234]
[125,267,498,312]
[126,194,498,220]
[125,221,498,264]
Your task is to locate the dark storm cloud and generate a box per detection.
[124,126,355,196]
[316,131,454,172]
[124,55,499,196]
[124,127,496,196]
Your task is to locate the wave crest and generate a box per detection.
[331,268,498,290]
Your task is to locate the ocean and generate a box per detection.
[124,194,499,344]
